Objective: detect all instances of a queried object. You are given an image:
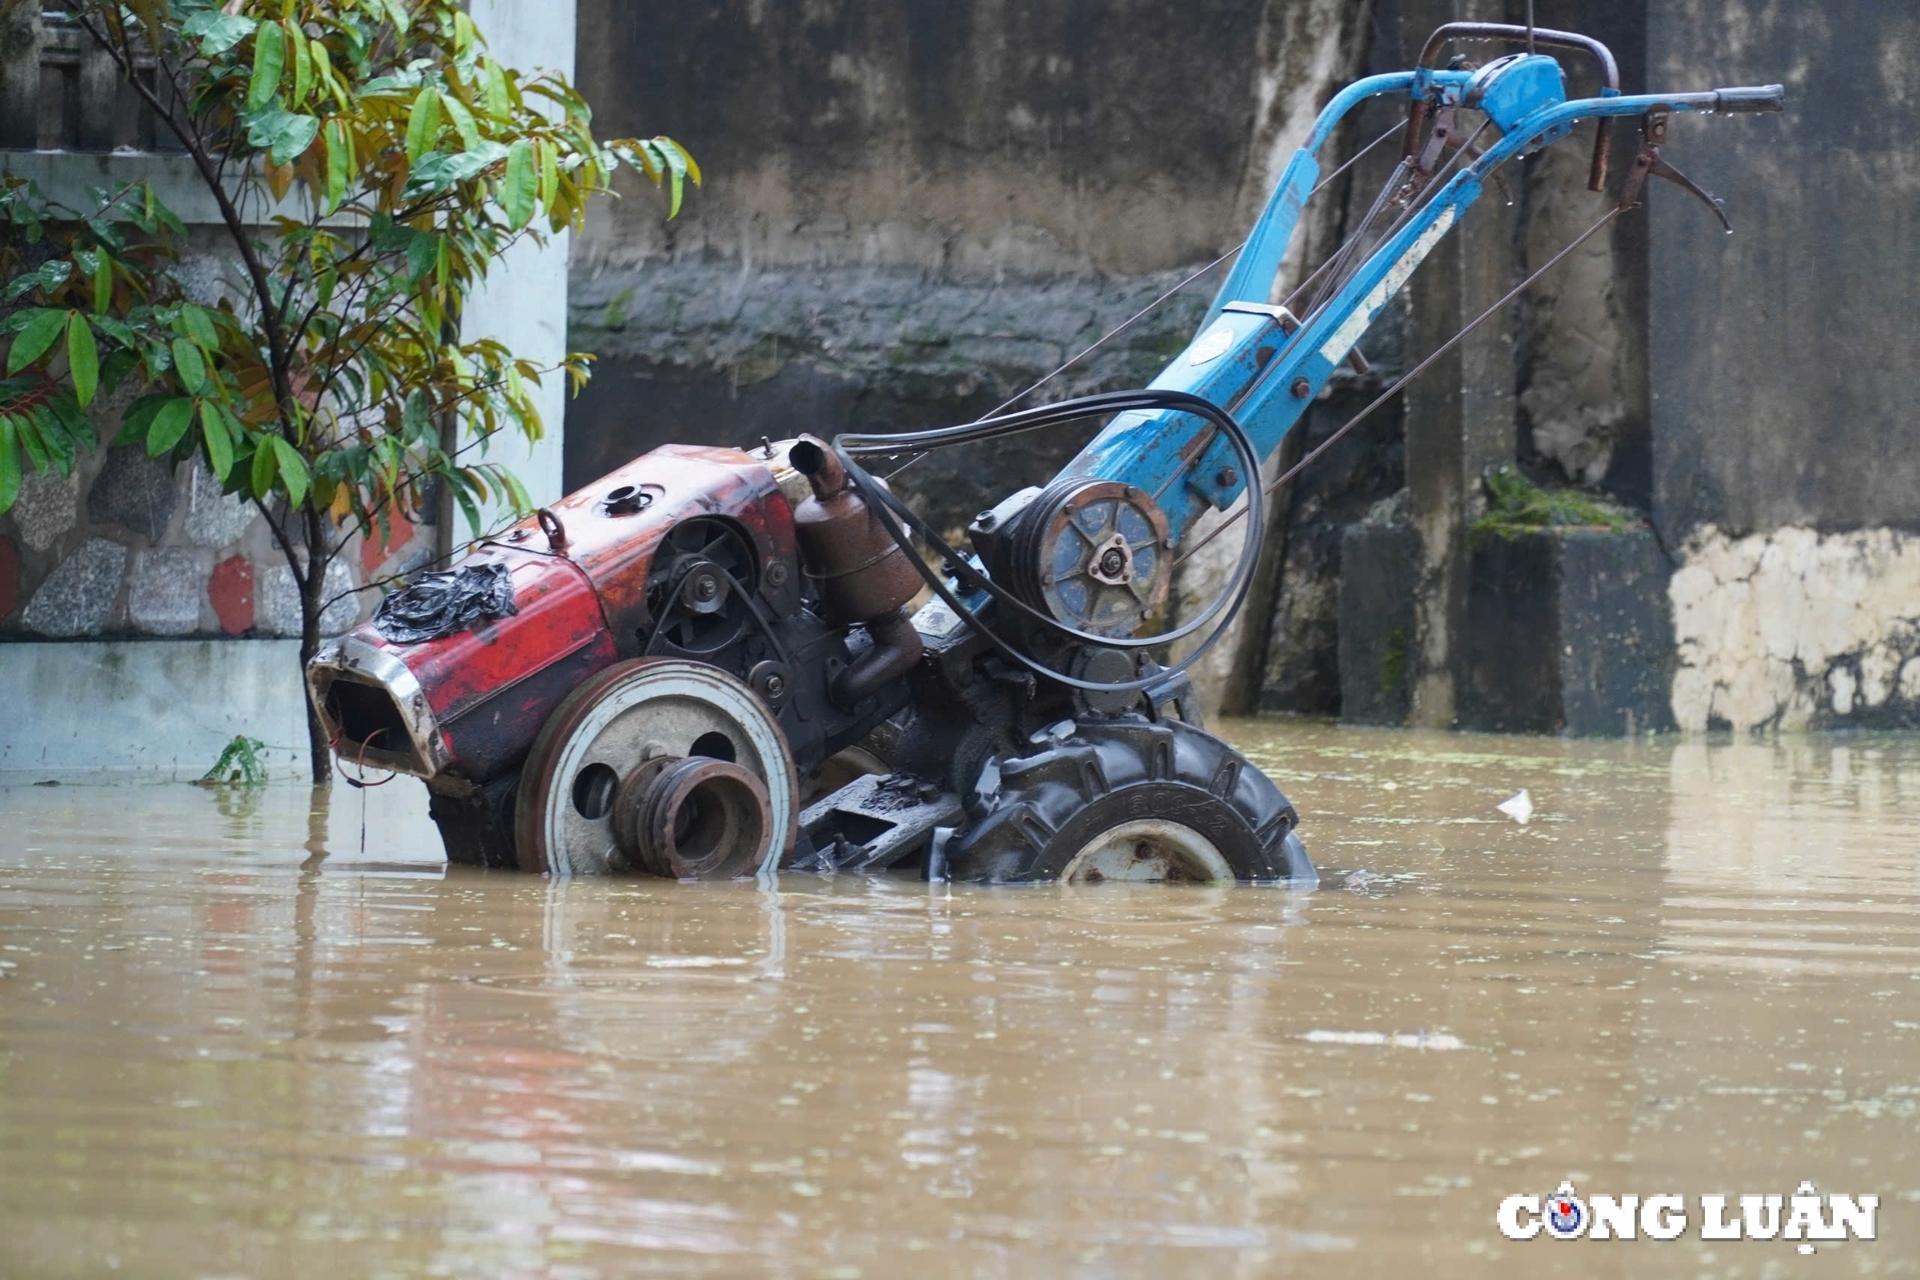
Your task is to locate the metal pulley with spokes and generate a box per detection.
[513,659,800,878]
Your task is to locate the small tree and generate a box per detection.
[0,0,695,782]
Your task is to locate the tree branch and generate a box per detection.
[77,14,298,445]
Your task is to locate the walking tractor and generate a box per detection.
[308,24,1780,882]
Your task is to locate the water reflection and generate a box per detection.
[1663,739,1920,976]
[1,724,1917,1276]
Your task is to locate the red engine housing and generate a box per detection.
[308,445,801,785]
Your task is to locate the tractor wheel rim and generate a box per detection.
[533,661,796,877]
[1060,819,1233,884]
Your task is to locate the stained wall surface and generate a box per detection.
[1650,0,1920,731]
[1650,0,1920,539]
[565,0,1373,537]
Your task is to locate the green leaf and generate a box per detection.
[47,386,93,452]
[406,87,443,166]
[0,415,19,514]
[147,398,195,456]
[539,138,559,210]
[499,468,532,514]
[5,259,74,301]
[246,109,319,166]
[183,12,256,56]
[248,20,285,111]
[405,141,505,196]
[171,338,207,394]
[290,26,313,106]
[315,257,337,309]
[93,313,135,346]
[405,231,438,284]
[378,0,411,35]
[16,408,48,471]
[179,304,220,352]
[201,400,233,480]
[92,251,111,314]
[443,93,479,152]
[269,436,309,508]
[6,309,67,374]
[502,139,536,229]
[454,481,482,538]
[251,432,278,499]
[483,61,510,117]
[66,314,98,407]
[658,140,690,218]
[324,119,352,213]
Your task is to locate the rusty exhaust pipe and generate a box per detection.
[787,436,925,706]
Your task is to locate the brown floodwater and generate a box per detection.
[3,720,1918,1278]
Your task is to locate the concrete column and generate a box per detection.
[76,37,119,151]
[458,0,577,529]
[0,5,41,151]
[1399,0,1516,728]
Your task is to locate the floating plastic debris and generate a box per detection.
[1497,789,1534,825]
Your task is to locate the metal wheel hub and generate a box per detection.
[613,755,772,879]
[1060,818,1234,884]
[515,659,799,877]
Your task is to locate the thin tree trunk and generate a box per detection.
[300,508,332,786]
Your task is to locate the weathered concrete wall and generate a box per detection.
[577,0,1278,277]
[0,640,313,775]
[1651,0,1920,733]
[567,0,1371,547]
[1513,0,1650,504]
[1650,0,1920,540]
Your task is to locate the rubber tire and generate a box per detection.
[943,715,1313,884]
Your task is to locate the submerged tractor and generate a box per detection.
[309,25,1780,881]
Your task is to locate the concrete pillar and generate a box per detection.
[76,37,119,151]
[1399,0,1516,729]
[0,4,40,151]
[458,0,577,530]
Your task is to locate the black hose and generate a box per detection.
[829,389,1264,694]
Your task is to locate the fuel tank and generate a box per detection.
[307,445,801,785]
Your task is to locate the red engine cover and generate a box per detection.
[321,445,798,782]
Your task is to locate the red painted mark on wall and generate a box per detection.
[208,555,254,634]
[0,536,16,621]
[361,510,417,576]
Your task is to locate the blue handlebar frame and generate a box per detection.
[1059,60,1781,544]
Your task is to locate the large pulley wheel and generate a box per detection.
[514,659,799,877]
[944,716,1315,885]
[1008,480,1172,638]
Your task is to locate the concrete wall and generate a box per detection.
[0,640,312,775]
[1652,0,1920,732]
[566,0,1370,536]
[462,0,576,518]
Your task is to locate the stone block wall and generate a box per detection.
[1,244,428,646]
[0,435,422,643]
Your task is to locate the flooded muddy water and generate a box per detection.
[3,721,1919,1278]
